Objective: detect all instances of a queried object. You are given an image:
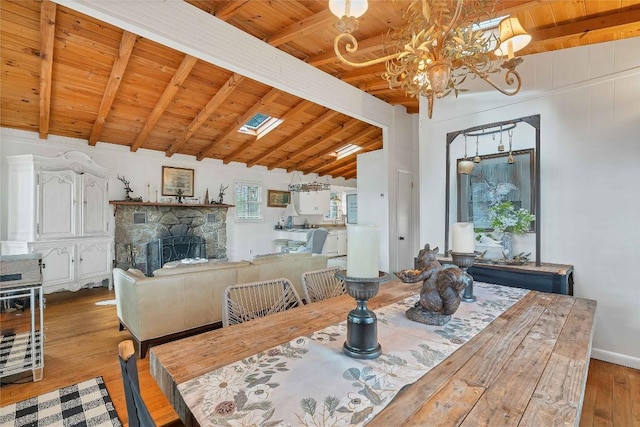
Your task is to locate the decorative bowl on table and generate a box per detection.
[395,269,422,283]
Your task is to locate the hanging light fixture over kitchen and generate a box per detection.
[288,171,331,192]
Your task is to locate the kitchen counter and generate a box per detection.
[274,227,347,256]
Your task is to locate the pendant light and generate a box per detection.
[458,135,474,175]
[474,136,481,163]
[498,126,505,151]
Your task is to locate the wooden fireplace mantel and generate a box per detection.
[109,200,234,215]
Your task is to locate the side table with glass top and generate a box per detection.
[0,253,44,382]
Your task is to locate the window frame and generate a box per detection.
[234,180,264,223]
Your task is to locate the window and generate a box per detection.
[325,192,343,221]
[235,181,263,221]
[238,113,283,140]
[331,144,362,160]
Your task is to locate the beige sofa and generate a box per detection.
[112,252,328,357]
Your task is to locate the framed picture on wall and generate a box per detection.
[267,190,290,208]
[162,166,194,196]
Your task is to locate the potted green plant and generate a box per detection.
[488,201,535,258]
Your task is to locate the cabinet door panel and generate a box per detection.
[323,234,338,255]
[38,170,76,239]
[82,175,108,236]
[337,233,348,256]
[294,191,331,215]
[34,244,75,285]
[76,242,111,279]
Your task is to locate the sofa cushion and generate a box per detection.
[250,252,312,264]
[153,260,250,276]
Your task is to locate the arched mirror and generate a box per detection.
[445,115,541,265]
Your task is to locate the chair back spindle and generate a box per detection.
[222,278,303,327]
[301,266,346,303]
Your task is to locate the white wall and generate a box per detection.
[420,37,640,368]
[0,128,355,261]
[356,150,388,272]
[356,106,419,274]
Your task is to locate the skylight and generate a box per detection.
[474,15,508,31]
[331,144,362,160]
[238,113,283,139]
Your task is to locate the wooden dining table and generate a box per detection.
[150,279,597,426]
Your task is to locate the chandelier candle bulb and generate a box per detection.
[452,222,475,254]
[347,224,379,278]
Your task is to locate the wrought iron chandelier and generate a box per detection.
[329,0,531,118]
[288,171,331,192]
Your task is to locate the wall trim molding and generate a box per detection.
[591,347,640,370]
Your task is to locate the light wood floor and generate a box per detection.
[1,287,638,426]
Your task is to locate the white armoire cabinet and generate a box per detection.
[1,152,112,293]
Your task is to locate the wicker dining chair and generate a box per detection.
[301,266,346,303]
[222,278,303,327]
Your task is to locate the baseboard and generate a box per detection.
[591,347,640,370]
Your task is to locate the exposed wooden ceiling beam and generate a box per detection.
[305,127,380,174]
[340,63,387,82]
[343,169,357,180]
[131,54,198,152]
[284,118,362,172]
[315,139,382,176]
[323,161,357,178]
[325,139,384,179]
[287,126,380,173]
[39,0,56,140]
[221,88,283,164]
[89,31,137,146]
[525,8,640,50]
[267,110,340,170]
[187,73,246,160]
[214,1,251,21]
[315,155,354,175]
[267,10,335,46]
[245,100,314,168]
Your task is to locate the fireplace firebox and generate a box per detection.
[145,235,206,276]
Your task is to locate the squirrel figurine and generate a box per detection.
[398,244,469,324]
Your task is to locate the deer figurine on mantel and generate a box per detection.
[218,184,229,204]
[117,175,142,202]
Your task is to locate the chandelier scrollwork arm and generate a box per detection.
[465,60,523,96]
[333,32,399,68]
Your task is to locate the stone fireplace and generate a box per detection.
[110,202,230,274]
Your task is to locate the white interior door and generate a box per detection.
[396,171,414,271]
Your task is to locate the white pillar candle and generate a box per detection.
[451,222,475,254]
[347,224,379,278]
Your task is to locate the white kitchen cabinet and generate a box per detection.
[1,152,112,293]
[292,191,331,215]
[322,229,347,257]
[323,234,338,256]
[336,229,348,256]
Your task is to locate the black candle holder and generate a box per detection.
[336,270,390,360]
[450,252,476,302]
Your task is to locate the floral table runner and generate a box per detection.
[178,282,529,426]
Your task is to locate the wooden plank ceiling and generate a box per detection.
[2,0,639,180]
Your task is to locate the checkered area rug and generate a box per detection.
[0,332,41,377]
[0,377,122,427]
